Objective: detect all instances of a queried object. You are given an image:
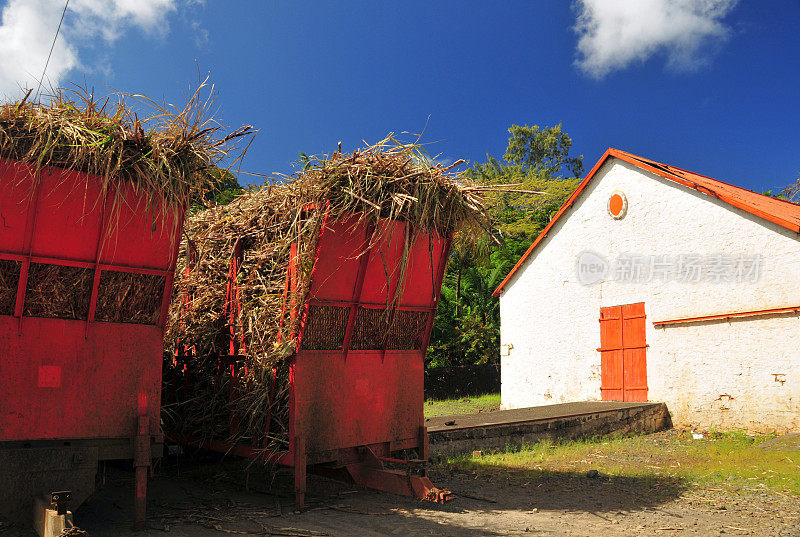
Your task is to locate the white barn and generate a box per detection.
[494,149,800,433]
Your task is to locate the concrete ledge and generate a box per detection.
[428,401,671,459]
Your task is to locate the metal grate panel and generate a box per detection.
[24,262,93,320]
[350,307,390,350]
[0,259,21,316]
[96,270,166,325]
[386,309,429,350]
[301,305,350,350]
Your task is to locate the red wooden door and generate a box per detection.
[599,302,648,402]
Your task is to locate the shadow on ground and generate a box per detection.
[68,456,506,537]
[0,451,691,537]
[432,463,688,515]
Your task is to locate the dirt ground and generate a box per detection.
[4,451,798,537]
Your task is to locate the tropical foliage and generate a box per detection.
[426,124,582,367]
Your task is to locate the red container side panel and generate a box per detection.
[98,181,181,269]
[0,158,182,444]
[27,168,104,261]
[0,158,180,270]
[305,218,447,309]
[304,215,364,302]
[357,220,406,305]
[295,216,449,459]
[293,350,424,455]
[399,231,447,308]
[0,160,36,254]
[0,317,162,441]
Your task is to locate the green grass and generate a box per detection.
[424,393,501,418]
[444,430,800,495]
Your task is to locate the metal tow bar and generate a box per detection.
[350,449,453,503]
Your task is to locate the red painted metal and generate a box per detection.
[0,158,184,523]
[599,303,648,402]
[293,435,306,509]
[133,396,151,531]
[653,305,800,327]
[227,239,244,356]
[344,445,451,503]
[340,223,373,358]
[493,148,800,296]
[171,212,452,508]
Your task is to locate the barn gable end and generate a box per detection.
[499,152,800,432]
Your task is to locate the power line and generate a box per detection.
[35,0,70,101]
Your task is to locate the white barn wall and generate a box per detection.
[499,160,800,432]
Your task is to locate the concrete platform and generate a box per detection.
[427,401,671,459]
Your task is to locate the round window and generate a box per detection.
[608,191,627,219]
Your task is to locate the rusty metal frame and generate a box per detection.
[653,305,800,327]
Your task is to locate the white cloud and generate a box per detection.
[0,0,77,99]
[0,0,176,99]
[573,0,738,79]
[182,0,208,48]
[69,0,175,41]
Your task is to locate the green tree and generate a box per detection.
[469,156,579,243]
[191,167,244,209]
[466,124,582,244]
[504,123,583,178]
[427,124,582,370]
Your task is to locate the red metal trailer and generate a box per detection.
[170,210,452,509]
[0,158,183,528]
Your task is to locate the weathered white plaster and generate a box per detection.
[499,159,800,432]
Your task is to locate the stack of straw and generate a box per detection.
[164,136,492,457]
[0,83,254,211]
[0,82,254,322]
[0,259,20,316]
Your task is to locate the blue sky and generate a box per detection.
[1,1,798,193]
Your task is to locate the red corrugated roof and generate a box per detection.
[492,148,800,296]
